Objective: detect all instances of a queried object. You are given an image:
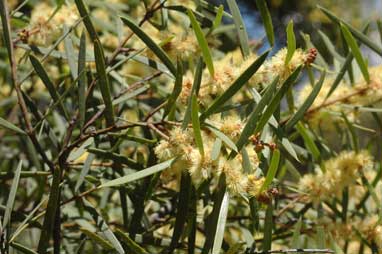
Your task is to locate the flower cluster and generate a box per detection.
[178,47,313,106]
[27,2,79,45]
[154,115,268,198]
[298,66,382,130]
[299,150,374,203]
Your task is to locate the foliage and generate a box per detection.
[0,0,382,253]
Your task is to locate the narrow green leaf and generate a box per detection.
[291,217,302,248]
[200,0,232,19]
[99,158,175,188]
[227,0,250,57]
[377,20,382,45]
[80,228,114,250]
[280,137,300,162]
[163,58,183,119]
[202,174,226,253]
[10,242,38,254]
[241,148,252,173]
[316,226,326,248]
[340,23,370,83]
[212,5,224,31]
[37,167,61,253]
[262,202,273,252]
[88,148,140,169]
[255,0,274,46]
[188,9,214,76]
[168,172,191,253]
[74,153,95,193]
[285,20,296,65]
[249,197,260,232]
[120,16,176,75]
[318,5,382,56]
[78,30,87,128]
[254,66,302,134]
[182,58,203,129]
[211,192,229,254]
[115,229,148,254]
[234,76,279,154]
[260,149,280,192]
[318,30,344,62]
[0,117,26,135]
[3,161,22,228]
[191,95,204,156]
[94,39,115,126]
[200,50,269,120]
[83,201,125,254]
[285,70,326,131]
[63,26,77,79]
[207,126,238,152]
[29,55,69,120]
[10,198,47,243]
[74,0,98,41]
[0,0,13,70]
[296,123,320,162]
[326,24,369,99]
[211,138,222,161]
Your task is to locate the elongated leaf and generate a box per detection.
[340,23,370,83]
[211,192,229,254]
[163,58,183,119]
[88,148,140,169]
[99,158,175,188]
[285,70,326,131]
[83,201,125,254]
[260,149,280,192]
[0,0,13,69]
[255,0,274,46]
[202,174,226,253]
[182,58,203,129]
[234,76,279,154]
[254,66,302,133]
[326,24,369,99]
[63,26,77,79]
[207,126,238,152]
[115,229,148,254]
[10,198,47,243]
[37,167,61,253]
[80,228,114,250]
[191,95,204,156]
[317,5,382,56]
[29,55,69,120]
[94,39,115,126]
[10,242,38,254]
[227,0,250,57]
[78,30,87,128]
[212,5,224,31]
[75,153,95,193]
[285,20,296,65]
[3,161,22,228]
[211,138,222,161]
[291,217,303,248]
[0,117,26,135]
[188,9,214,76]
[318,30,344,62]
[168,172,191,253]
[74,0,98,41]
[200,50,269,120]
[200,0,232,18]
[120,16,176,75]
[296,123,320,162]
[262,202,273,252]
